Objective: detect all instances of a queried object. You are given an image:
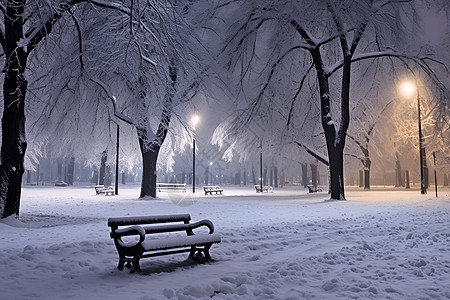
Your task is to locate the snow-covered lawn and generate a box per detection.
[1,185,449,300]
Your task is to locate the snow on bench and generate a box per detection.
[254,185,273,193]
[203,186,223,195]
[156,183,186,192]
[307,185,322,193]
[107,214,221,274]
[95,185,115,196]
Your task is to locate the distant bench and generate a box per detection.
[107,214,221,274]
[95,185,115,196]
[156,183,186,192]
[307,185,322,193]
[203,186,223,195]
[254,185,273,193]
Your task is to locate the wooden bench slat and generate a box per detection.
[108,214,191,227]
[142,234,221,251]
[156,183,186,192]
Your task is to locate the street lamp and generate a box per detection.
[208,162,213,185]
[115,123,119,195]
[191,114,200,193]
[400,81,427,194]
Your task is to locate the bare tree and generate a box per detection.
[210,0,449,199]
[0,0,202,218]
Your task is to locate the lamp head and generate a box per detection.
[400,82,416,98]
[191,114,200,130]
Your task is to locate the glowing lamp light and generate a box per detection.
[191,114,200,130]
[400,82,416,98]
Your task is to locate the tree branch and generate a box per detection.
[25,0,87,53]
[90,78,136,126]
[289,19,316,48]
[326,51,442,76]
[293,141,329,166]
[287,63,314,127]
[326,2,349,56]
[26,0,132,54]
[69,10,84,70]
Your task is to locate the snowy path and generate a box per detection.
[0,186,449,299]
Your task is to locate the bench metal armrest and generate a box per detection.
[188,219,215,234]
[113,225,146,248]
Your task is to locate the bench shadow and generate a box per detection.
[137,257,215,276]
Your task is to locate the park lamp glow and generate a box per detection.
[399,81,416,98]
[398,80,428,195]
[191,114,200,131]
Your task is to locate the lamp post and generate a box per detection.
[260,141,263,191]
[400,82,427,194]
[191,115,200,193]
[115,124,119,195]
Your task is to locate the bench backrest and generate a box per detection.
[204,186,221,190]
[156,183,186,188]
[108,214,191,227]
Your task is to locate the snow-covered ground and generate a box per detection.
[1,184,449,300]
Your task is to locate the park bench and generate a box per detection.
[254,185,273,193]
[107,214,221,274]
[307,185,322,193]
[156,183,186,192]
[95,185,115,196]
[203,186,223,195]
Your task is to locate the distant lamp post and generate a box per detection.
[400,81,427,194]
[260,141,263,191]
[191,114,200,193]
[208,162,213,185]
[115,124,119,195]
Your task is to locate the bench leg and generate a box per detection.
[131,254,142,274]
[189,246,197,260]
[189,245,213,262]
[203,244,213,261]
[117,254,126,271]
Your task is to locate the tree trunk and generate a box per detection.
[309,46,346,199]
[36,164,40,185]
[363,158,371,190]
[104,164,112,187]
[136,65,176,198]
[326,144,344,199]
[99,151,107,185]
[67,157,75,185]
[274,166,278,188]
[0,0,29,218]
[92,168,99,184]
[270,167,274,186]
[139,147,159,198]
[310,163,318,188]
[395,152,402,187]
[301,163,307,187]
[57,161,63,180]
[364,169,370,190]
